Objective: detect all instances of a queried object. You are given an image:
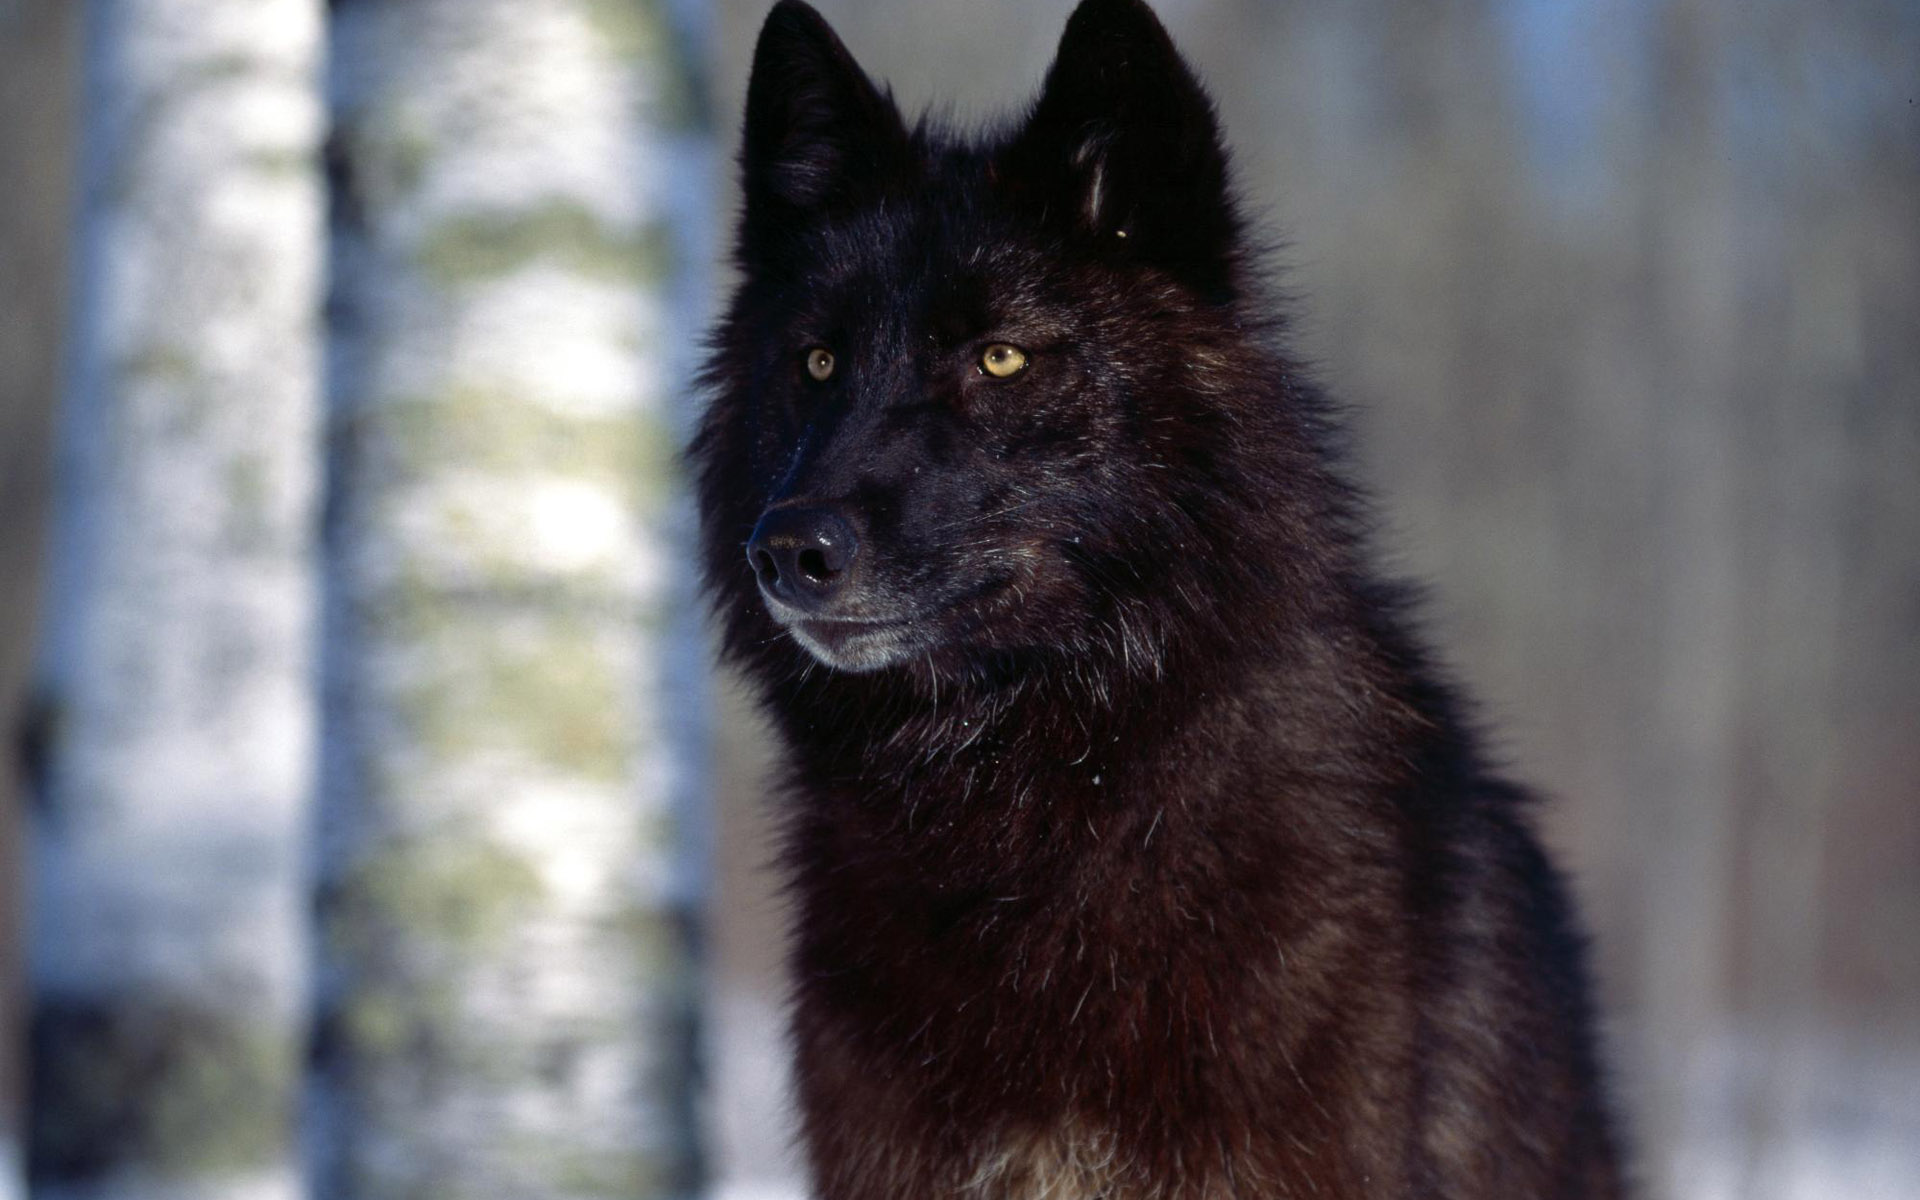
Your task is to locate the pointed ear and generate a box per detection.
[741,1,910,234]
[1001,0,1238,299]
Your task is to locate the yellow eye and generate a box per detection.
[980,343,1028,378]
[805,347,836,381]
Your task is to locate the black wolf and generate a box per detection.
[691,1,1627,1195]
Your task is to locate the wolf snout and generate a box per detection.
[747,504,861,613]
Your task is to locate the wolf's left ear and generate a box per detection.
[1002,0,1238,299]
[741,1,910,242]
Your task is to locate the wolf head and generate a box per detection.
[695,0,1346,688]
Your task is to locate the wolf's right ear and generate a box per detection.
[741,1,909,237]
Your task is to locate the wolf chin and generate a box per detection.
[691,1,1629,1195]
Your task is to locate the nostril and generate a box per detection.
[796,547,833,584]
[746,504,859,609]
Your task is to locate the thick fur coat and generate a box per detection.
[690,1,1628,1196]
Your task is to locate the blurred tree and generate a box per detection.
[310,2,714,1198]
[1,0,81,1188]
[24,1,326,1198]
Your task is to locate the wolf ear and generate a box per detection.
[1003,0,1238,299]
[741,1,910,236]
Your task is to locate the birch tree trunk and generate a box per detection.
[26,2,326,1199]
[311,3,713,1197]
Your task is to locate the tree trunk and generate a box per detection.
[25,2,326,1199]
[310,2,713,1197]
[1,0,83,1192]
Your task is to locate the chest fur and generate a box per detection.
[960,1122,1123,1199]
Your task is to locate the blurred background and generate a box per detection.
[3,1,1916,1199]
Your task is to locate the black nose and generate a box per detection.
[746,505,859,612]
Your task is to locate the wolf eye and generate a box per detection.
[980,343,1029,379]
[805,347,836,382]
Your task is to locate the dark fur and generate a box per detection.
[691,1,1628,1195]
